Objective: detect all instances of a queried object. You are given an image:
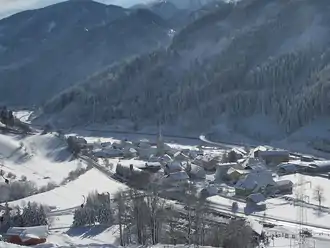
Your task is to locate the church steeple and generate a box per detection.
[157,124,165,156]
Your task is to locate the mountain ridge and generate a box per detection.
[0,0,173,106]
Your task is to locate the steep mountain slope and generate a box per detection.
[40,0,330,139]
[0,0,173,106]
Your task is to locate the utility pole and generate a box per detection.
[294,174,314,248]
[93,96,96,124]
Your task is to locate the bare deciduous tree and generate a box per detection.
[223,219,254,248]
[313,185,325,208]
[182,181,198,245]
[114,191,125,246]
[193,198,207,246]
[146,183,166,245]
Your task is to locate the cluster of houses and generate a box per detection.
[70,132,330,211]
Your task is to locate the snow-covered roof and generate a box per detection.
[6,226,48,239]
[227,167,249,175]
[116,163,143,173]
[201,185,218,196]
[139,142,152,149]
[112,140,126,149]
[173,151,189,161]
[254,145,271,152]
[160,154,172,162]
[201,155,220,163]
[247,193,266,203]
[188,163,206,179]
[275,180,293,187]
[189,163,205,174]
[165,161,183,173]
[308,160,330,168]
[242,157,266,171]
[231,147,247,155]
[188,150,203,159]
[165,171,189,181]
[277,163,297,172]
[93,148,123,158]
[218,162,238,167]
[135,162,161,169]
[138,147,157,158]
[235,170,275,191]
[258,150,289,157]
[123,147,137,153]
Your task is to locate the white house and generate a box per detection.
[253,146,289,165]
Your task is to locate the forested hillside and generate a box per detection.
[41,0,330,137]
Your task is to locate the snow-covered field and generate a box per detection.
[207,173,330,234]
[0,133,79,187]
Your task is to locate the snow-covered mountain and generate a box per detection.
[0,0,173,107]
[38,0,330,141]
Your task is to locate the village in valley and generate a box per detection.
[63,126,330,247]
[1,111,330,247]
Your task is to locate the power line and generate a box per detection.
[293,174,315,248]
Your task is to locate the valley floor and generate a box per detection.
[2,114,330,247]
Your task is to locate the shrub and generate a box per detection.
[62,165,91,184]
[38,182,57,193]
[0,181,38,203]
[7,172,16,179]
[20,175,27,181]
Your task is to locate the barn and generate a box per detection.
[254,148,289,165]
[5,225,48,246]
[277,162,298,174]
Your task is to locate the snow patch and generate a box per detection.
[47,21,56,33]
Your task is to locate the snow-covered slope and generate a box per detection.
[0,133,78,187]
[39,0,330,143]
[10,168,126,210]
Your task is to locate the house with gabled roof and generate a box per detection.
[235,170,276,196]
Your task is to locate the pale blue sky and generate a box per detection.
[0,0,152,19]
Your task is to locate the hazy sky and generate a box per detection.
[0,0,152,19]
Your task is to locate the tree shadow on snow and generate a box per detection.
[313,207,327,218]
[46,147,72,162]
[66,225,108,239]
